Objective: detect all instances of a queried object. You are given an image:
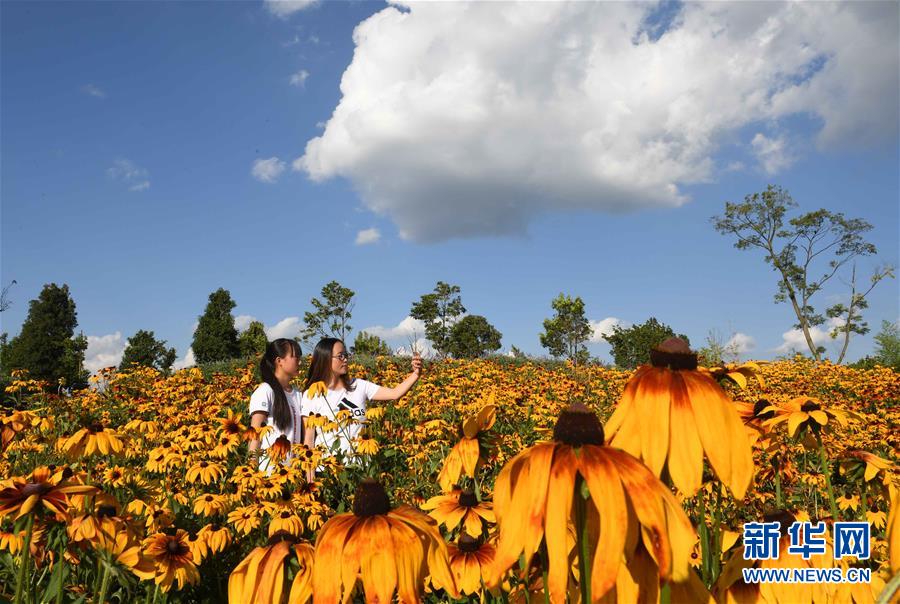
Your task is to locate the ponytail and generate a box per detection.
[259,339,302,433]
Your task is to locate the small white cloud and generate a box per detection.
[251,157,287,183]
[234,314,257,333]
[289,69,310,88]
[751,133,794,175]
[282,35,302,47]
[355,228,381,246]
[173,348,196,370]
[265,0,318,18]
[724,160,745,172]
[589,317,624,343]
[726,332,756,354]
[266,317,302,340]
[363,316,427,341]
[774,325,832,354]
[84,332,125,373]
[81,84,106,98]
[107,159,150,192]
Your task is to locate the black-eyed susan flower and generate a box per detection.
[143,529,199,592]
[266,435,292,464]
[217,409,246,437]
[840,449,894,485]
[422,489,495,538]
[102,465,128,488]
[761,396,856,439]
[198,523,231,554]
[185,460,225,485]
[0,529,23,555]
[701,360,767,390]
[93,525,155,580]
[268,509,304,537]
[0,466,97,520]
[365,406,385,421]
[888,485,899,573]
[312,478,458,603]
[227,505,262,536]
[489,403,696,603]
[437,402,496,492]
[187,532,209,564]
[355,433,380,456]
[307,381,328,399]
[605,338,754,500]
[193,493,228,517]
[448,534,497,596]
[229,531,314,604]
[59,421,124,458]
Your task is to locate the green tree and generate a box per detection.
[2,283,89,387]
[238,321,269,358]
[825,264,895,364]
[713,185,888,362]
[410,281,466,358]
[872,320,900,370]
[447,315,502,359]
[604,317,690,369]
[351,331,391,357]
[119,330,177,372]
[539,293,592,364]
[191,288,240,364]
[302,281,355,343]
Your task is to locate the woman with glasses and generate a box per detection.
[301,337,422,463]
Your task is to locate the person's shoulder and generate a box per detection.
[251,382,275,396]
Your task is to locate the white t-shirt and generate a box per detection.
[301,379,380,459]
[249,383,305,473]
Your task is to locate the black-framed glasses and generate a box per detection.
[333,352,351,361]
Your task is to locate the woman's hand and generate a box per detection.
[411,352,422,376]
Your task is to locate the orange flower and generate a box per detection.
[422,489,495,538]
[143,529,199,592]
[448,535,497,596]
[0,467,97,520]
[761,396,856,439]
[437,401,496,492]
[59,422,124,458]
[228,531,314,604]
[605,338,754,499]
[489,403,696,602]
[312,478,458,603]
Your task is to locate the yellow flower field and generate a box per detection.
[1,350,898,603]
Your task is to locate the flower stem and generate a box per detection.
[774,456,783,509]
[97,563,112,603]
[698,492,711,586]
[860,481,868,521]
[815,432,839,521]
[575,476,591,604]
[53,537,67,604]
[13,514,35,604]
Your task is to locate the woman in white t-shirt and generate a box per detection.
[248,338,314,474]
[301,337,421,462]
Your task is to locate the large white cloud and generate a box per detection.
[361,316,427,341]
[296,1,898,242]
[727,332,756,355]
[266,317,302,340]
[84,332,125,373]
[589,317,624,343]
[173,348,196,370]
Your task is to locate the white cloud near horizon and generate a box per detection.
[296,1,898,242]
[252,157,287,183]
[361,316,427,341]
[265,0,317,18]
[589,317,624,343]
[773,318,845,355]
[173,348,196,370]
[107,159,150,192]
[84,332,126,373]
[355,228,381,246]
[727,332,756,354]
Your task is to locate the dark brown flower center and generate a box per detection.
[649,338,698,370]
[458,534,480,553]
[553,403,605,447]
[353,478,391,517]
[753,399,775,420]
[800,400,821,412]
[762,510,797,539]
[267,530,298,546]
[22,482,52,497]
[97,505,117,518]
[166,539,188,555]
[88,422,104,433]
[458,490,478,508]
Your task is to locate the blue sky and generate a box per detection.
[2,1,897,370]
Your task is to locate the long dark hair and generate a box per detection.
[259,338,302,433]
[304,337,355,392]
